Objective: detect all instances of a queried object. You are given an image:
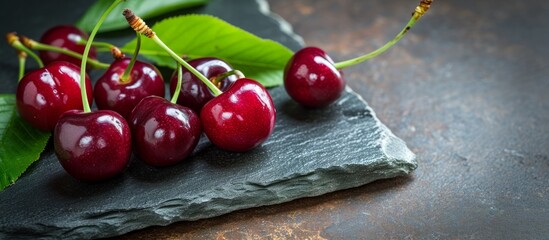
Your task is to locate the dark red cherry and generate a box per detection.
[200,79,276,152]
[129,96,201,167]
[169,57,238,113]
[283,46,345,108]
[16,61,93,132]
[94,58,165,119]
[54,109,131,181]
[39,25,97,67]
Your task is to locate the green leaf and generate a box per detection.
[122,15,294,87]
[76,0,209,33]
[0,94,50,191]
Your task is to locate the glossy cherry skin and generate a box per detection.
[129,96,202,167]
[54,109,131,181]
[94,58,165,120]
[16,61,93,132]
[169,57,238,113]
[284,46,345,108]
[39,25,97,67]
[201,79,276,152]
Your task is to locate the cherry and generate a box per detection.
[94,57,165,119]
[201,79,276,152]
[129,96,201,166]
[169,57,238,113]
[16,61,93,132]
[53,0,131,181]
[283,0,434,107]
[54,109,131,181]
[284,47,345,108]
[38,25,97,67]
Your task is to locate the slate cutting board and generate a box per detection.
[0,0,417,239]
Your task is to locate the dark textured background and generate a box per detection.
[1,0,548,239]
[262,1,549,239]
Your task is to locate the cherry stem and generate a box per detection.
[333,0,433,70]
[120,32,141,83]
[79,39,125,59]
[80,0,125,113]
[18,51,27,81]
[78,39,115,50]
[171,62,183,104]
[152,35,222,96]
[6,32,44,68]
[212,69,244,86]
[122,8,223,97]
[110,46,126,59]
[21,37,110,69]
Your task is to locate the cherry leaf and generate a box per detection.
[0,94,50,191]
[76,0,209,33]
[122,14,294,87]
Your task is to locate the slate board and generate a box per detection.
[0,0,417,239]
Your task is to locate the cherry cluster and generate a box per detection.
[7,0,432,182]
[10,22,276,181]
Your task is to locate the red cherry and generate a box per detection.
[129,96,201,167]
[39,25,97,67]
[283,47,345,108]
[54,109,131,181]
[94,58,165,119]
[169,57,238,113]
[200,79,276,152]
[15,61,93,132]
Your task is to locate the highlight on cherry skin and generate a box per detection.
[94,57,165,120]
[169,57,238,113]
[129,96,202,167]
[283,46,345,108]
[54,109,132,182]
[38,25,97,67]
[16,61,93,132]
[200,78,276,152]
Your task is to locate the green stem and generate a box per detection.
[80,0,125,113]
[123,8,222,96]
[212,69,244,86]
[31,41,109,69]
[12,42,43,68]
[333,0,432,69]
[78,39,115,49]
[151,36,222,96]
[334,18,416,69]
[171,63,182,104]
[18,53,26,81]
[120,32,141,83]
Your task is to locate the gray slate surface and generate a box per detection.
[0,86,416,240]
[0,0,416,239]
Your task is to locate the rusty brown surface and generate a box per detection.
[116,0,549,239]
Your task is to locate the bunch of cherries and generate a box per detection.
[7,0,432,181]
